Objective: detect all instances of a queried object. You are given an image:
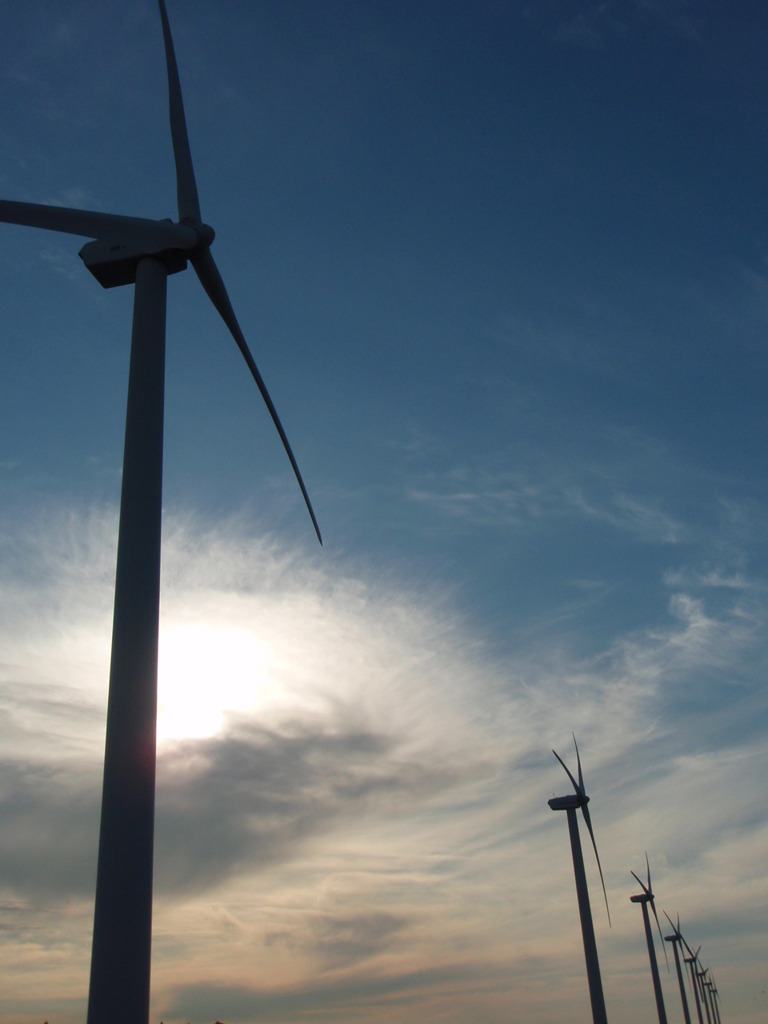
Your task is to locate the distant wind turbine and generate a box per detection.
[0,3,321,1023]
[549,735,611,1024]
[697,966,714,1024]
[664,912,692,1024]
[682,938,707,1024]
[630,854,669,1024]
[702,974,719,1024]
[707,970,722,1024]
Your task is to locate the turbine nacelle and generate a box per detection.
[80,232,188,288]
[79,218,216,288]
[548,793,588,811]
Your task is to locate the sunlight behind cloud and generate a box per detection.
[158,623,274,742]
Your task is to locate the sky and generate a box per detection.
[0,1,767,1021]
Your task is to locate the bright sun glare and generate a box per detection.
[157,623,274,742]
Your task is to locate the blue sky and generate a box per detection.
[1,1,767,1022]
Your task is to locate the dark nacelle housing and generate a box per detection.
[80,237,188,288]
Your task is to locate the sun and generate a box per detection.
[157,622,275,742]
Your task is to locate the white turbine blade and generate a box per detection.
[581,802,611,925]
[649,897,670,969]
[663,909,681,939]
[573,732,585,794]
[631,868,650,896]
[643,854,669,967]
[552,748,582,798]
[0,199,196,248]
[158,0,201,222]
[631,853,652,896]
[710,971,720,1005]
[191,247,322,544]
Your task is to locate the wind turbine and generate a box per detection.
[696,965,715,1024]
[682,938,707,1024]
[630,854,669,1024]
[707,970,722,1024]
[664,912,692,1024]
[702,974,719,1024]
[549,735,611,1024]
[0,3,321,1023]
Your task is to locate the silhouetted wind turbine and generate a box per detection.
[684,937,708,1024]
[702,973,719,1024]
[664,912,692,1024]
[697,966,714,1024]
[549,735,611,1024]
[0,3,320,1023]
[707,970,722,1024]
[630,854,669,1024]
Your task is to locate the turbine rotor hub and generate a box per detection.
[184,218,215,249]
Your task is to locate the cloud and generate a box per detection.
[0,503,766,1022]
[0,505,507,905]
[163,961,511,1024]
[154,720,489,896]
[406,460,686,545]
[521,0,704,49]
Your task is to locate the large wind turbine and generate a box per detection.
[630,854,669,1024]
[0,3,320,1023]
[549,735,611,1024]
[664,912,692,1024]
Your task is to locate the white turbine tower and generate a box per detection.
[0,3,321,1023]
[549,735,611,1024]
[630,854,669,1024]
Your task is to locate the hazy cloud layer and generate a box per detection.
[0,506,766,1021]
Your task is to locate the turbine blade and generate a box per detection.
[663,909,680,939]
[631,869,650,896]
[643,854,668,969]
[552,748,582,797]
[0,199,196,248]
[573,732,585,793]
[158,0,201,222]
[581,802,611,925]
[191,247,322,544]
[650,898,670,969]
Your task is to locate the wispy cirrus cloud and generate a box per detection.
[406,461,686,545]
[522,0,704,49]
[1,504,766,1023]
